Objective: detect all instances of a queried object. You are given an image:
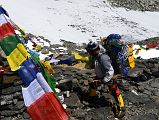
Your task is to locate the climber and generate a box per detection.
[85,41,114,86]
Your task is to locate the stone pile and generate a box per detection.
[0,70,30,120]
[54,57,159,120]
[1,56,159,120]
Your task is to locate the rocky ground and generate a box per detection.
[107,0,159,12]
[0,35,159,120]
[54,57,159,120]
[136,36,159,45]
[0,70,31,120]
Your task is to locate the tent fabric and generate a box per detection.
[27,92,69,120]
[0,22,15,39]
[0,34,20,56]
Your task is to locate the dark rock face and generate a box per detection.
[107,0,159,12]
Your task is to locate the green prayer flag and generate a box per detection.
[30,52,56,93]
[0,34,20,56]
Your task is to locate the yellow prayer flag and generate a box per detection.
[17,43,29,58]
[128,44,135,68]
[35,45,41,51]
[73,52,89,62]
[41,60,54,74]
[7,48,27,71]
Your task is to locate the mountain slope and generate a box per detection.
[1,0,159,44]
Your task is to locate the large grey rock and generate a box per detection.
[125,91,152,105]
[0,100,13,106]
[150,78,159,88]
[13,92,23,100]
[152,71,159,77]
[1,110,17,116]
[129,114,158,120]
[1,86,21,95]
[0,117,12,120]
[7,101,25,110]
[153,90,159,96]
[64,93,82,108]
[69,108,87,119]
[137,86,145,93]
[13,86,22,93]
[63,71,74,75]
[84,107,111,120]
[128,68,143,78]
[13,80,23,86]
[57,80,73,91]
[23,112,31,119]
[2,74,20,84]
[0,94,14,105]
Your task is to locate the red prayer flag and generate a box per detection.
[0,22,15,39]
[27,92,69,120]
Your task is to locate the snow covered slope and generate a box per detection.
[1,0,159,44]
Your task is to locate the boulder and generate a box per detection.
[129,114,158,120]
[64,93,82,108]
[127,68,143,78]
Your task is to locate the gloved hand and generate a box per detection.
[112,74,122,80]
[89,80,101,89]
